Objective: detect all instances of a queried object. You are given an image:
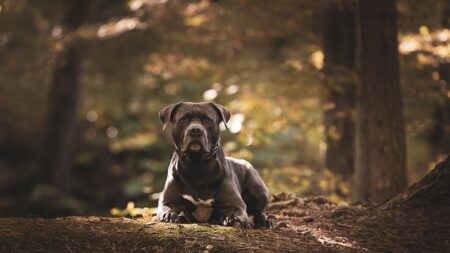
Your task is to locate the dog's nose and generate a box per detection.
[189,127,203,137]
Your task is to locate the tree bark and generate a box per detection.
[353,0,407,203]
[41,0,89,188]
[323,1,356,177]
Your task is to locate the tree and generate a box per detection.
[323,1,356,177]
[41,0,90,188]
[353,0,408,203]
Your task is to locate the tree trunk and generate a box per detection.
[41,0,89,188]
[323,2,356,177]
[353,101,370,201]
[353,0,408,203]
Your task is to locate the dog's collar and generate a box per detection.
[203,142,219,160]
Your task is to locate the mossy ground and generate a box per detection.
[1,197,448,253]
[1,158,449,253]
[0,216,344,253]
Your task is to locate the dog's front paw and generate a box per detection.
[160,211,181,223]
[222,214,249,228]
[254,214,272,229]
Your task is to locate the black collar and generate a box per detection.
[203,143,219,160]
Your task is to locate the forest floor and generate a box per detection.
[1,157,449,252]
[0,193,449,253]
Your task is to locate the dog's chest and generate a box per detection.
[181,194,215,222]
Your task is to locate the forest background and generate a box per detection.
[0,0,449,217]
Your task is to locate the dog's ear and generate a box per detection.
[159,102,183,130]
[209,102,231,129]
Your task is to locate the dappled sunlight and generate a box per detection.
[399,27,450,64]
[85,110,98,122]
[143,53,211,79]
[202,88,218,101]
[109,133,157,153]
[399,37,420,53]
[110,201,156,219]
[228,113,244,134]
[262,166,350,204]
[106,126,119,138]
[128,0,168,11]
[310,50,324,70]
[309,229,366,250]
[97,18,142,38]
[225,84,239,95]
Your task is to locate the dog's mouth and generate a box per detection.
[181,139,209,154]
[188,142,203,152]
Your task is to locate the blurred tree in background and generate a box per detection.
[322,0,356,177]
[41,0,90,191]
[354,0,407,202]
[0,0,448,217]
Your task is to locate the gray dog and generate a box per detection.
[156,102,271,228]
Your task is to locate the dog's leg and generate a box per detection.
[244,194,271,228]
[243,168,272,228]
[253,212,271,229]
[245,192,271,228]
[156,177,184,223]
[217,179,249,228]
[221,208,249,228]
[157,205,182,223]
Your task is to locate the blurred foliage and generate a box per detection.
[0,0,449,216]
[261,166,350,204]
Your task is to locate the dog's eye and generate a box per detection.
[203,118,213,125]
[179,118,188,125]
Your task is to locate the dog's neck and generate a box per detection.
[171,146,226,190]
[173,143,225,176]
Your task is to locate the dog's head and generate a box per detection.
[159,102,230,158]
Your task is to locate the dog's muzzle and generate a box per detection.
[182,123,208,152]
[173,123,219,160]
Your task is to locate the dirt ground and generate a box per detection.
[1,157,449,252]
[266,194,450,253]
[0,193,448,253]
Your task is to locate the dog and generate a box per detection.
[155,102,271,228]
